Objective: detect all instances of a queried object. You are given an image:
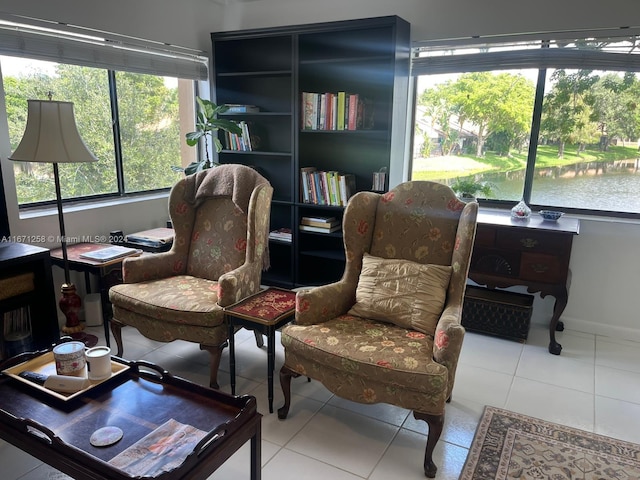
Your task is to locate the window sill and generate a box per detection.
[18,192,169,220]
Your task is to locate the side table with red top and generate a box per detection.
[225,288,296,413]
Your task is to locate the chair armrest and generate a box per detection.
[121,251,187,284]
[217,261,261,307]
[432,304,465,397]
[295,280,355,325]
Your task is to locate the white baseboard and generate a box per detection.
[559,315,640,343]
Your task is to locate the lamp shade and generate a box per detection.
[9,100,97,164]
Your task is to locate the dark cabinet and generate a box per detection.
[0,243,58,359]
[211,16,410,287]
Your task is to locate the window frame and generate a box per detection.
[0,14,205,210]
[411,28,640,219]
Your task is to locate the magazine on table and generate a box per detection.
[109,418,207,477]
[78,245,141,262]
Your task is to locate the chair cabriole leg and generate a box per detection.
[110,319,124,357]
[200,343,225,389]
[277,365,299,419]
[414,411,444,478]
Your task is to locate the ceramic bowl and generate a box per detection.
[539,210,564,222]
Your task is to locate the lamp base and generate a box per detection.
[59,283,85,334]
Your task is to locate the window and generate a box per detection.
[0,14,205,207]
[2,56,189,205]
[411,32,640,217]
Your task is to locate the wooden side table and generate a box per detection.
[469,210,580,355]
[50,243,142,348]
[225,288,296,413]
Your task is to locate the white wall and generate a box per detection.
[2,0,640,341]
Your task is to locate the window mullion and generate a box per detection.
[108,70,125,194]
[523,44,549,203]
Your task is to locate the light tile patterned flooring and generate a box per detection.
[3,312,640,479]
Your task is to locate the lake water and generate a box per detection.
[442,159,640,214]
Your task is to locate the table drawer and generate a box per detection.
[519,252,564,283]
[496,230,571,254]
[474,226,496,247]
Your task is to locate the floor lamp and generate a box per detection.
[9,98,98,334]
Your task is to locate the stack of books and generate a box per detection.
[225,104,260,113]
[300,167,356,206]
[299,216,341,234]
[268,228,292,242]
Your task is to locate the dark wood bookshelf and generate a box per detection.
[211,16,410,287]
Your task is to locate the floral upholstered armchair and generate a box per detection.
[109,164,273,389]
[278,181,478,478]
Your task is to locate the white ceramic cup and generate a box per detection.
[53,341,86,377]
[85,346,112,380]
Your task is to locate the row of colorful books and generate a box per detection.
[224,121,262,152]
[300,167,356,206]
[301,91,373,131]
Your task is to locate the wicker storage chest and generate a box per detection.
[462,286,534,341]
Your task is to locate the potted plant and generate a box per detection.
[450,177,494,202]
[172,97,243,175]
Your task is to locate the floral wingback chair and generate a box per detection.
[278,181,477,478]
[109,164,273,389]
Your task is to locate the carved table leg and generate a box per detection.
[546,287,568,355]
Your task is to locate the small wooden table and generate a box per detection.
[50,243,142,347]
[469,210,580,355]
[225,288,296,413]
[0,351,261,480]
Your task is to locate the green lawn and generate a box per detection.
[413,144,639,181]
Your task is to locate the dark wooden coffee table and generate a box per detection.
[225,288,296,413]
[0,350,261,480]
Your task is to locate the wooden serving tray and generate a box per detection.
[2,351,129,401]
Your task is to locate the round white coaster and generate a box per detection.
[90,426,123,447]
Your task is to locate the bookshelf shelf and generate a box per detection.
[211,16,410,287]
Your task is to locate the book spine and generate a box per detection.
[319,93,327,130]
[348,94,358,130]
[302,92,314,130]
[337,92,346,130]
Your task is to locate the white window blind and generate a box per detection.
[412,27,640,76]
[0,13,208,80]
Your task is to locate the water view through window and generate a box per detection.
[412,42,640,216]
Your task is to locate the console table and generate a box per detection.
[468,210,580,355]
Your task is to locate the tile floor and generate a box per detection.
[3,311,640,480]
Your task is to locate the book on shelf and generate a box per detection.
[301,215,336,223]
[269,228,292,242]
[79,245,142,262]
[299,168,356,206]
[372,169,387,192]
[300,91,373,131]
[225,104,260,113]
[301,216,339,228]
[299,224,341,234]
[225,121,263,151]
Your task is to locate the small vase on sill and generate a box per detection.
[511,199,531,220]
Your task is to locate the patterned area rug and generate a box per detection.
[460,406,640,479]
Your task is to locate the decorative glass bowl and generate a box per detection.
[511,199,531,220]
[539,210,564,222]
